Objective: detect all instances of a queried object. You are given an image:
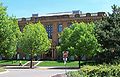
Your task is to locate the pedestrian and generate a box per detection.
[19,61,22,66]
[63,51,69,64]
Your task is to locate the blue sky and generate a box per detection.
[1,0,120,18]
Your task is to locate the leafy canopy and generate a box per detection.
[60,22,101,56]
[95,5,120,52]
[19,22,51,55]
[0,3,21,58]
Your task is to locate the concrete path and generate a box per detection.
[23,61,43,66]
[0,68,78,77]
[5,61,43,69]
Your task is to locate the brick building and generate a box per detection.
[18,10,106,60]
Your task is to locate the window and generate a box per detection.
[68,23,72,28]
[35,18,38,22]
[46,25,53,39]
[58,24,63,32]
[19,26,23,32]
[58,38,61,44]
[69,24,72,28]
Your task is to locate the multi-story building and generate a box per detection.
[18,10,106,60]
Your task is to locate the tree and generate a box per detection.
[60,22,100,68]
[19,22,51,68]
[95,5,120,62]
[0,3,21,58]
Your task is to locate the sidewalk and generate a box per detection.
[37,66,79,70]
[3,66,78,77]
[4,65,79,69]
[4,61,43,69]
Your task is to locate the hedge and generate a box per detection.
[67,64,120,77]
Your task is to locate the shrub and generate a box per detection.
[0,67,5,72]
[68,64,120,77]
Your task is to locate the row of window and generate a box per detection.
[58,24,62,32]
[44,23,72,38]
[19,23,71,39]
[18,23,72,39]
[46,25,53,39]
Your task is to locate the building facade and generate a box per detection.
[18,11,106,60]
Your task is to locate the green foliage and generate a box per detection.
[110,58,120,65]
[68,64,120,77]
[95,5,120,63]
[0,67,5,72]
[19,22,51,55]
[95,5,120,52]
[0,2,21,58]
[60,22,101,57]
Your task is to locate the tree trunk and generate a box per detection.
[30,51,33,68]
[78,56,81,68]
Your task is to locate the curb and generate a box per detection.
[36,66,80,71]
[0,70,9,74]
[5,66,37,69]
[38,66,79,69]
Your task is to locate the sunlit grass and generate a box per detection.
[0,60,27,65]
[38,61,80,67]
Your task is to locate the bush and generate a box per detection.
[93,50,120,64]
[67,64,120,77]
[110,58,120,65]
[0,67,5,72]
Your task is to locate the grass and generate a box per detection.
[0,60,27,65]
[38,61,81,67]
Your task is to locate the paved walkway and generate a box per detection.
[23,61,42,66]
[0,68,78,77]
[5,61,43,69]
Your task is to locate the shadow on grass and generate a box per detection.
[0,60,12,63]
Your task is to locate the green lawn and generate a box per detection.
[38,61,80,67]
[0,60,27,65]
